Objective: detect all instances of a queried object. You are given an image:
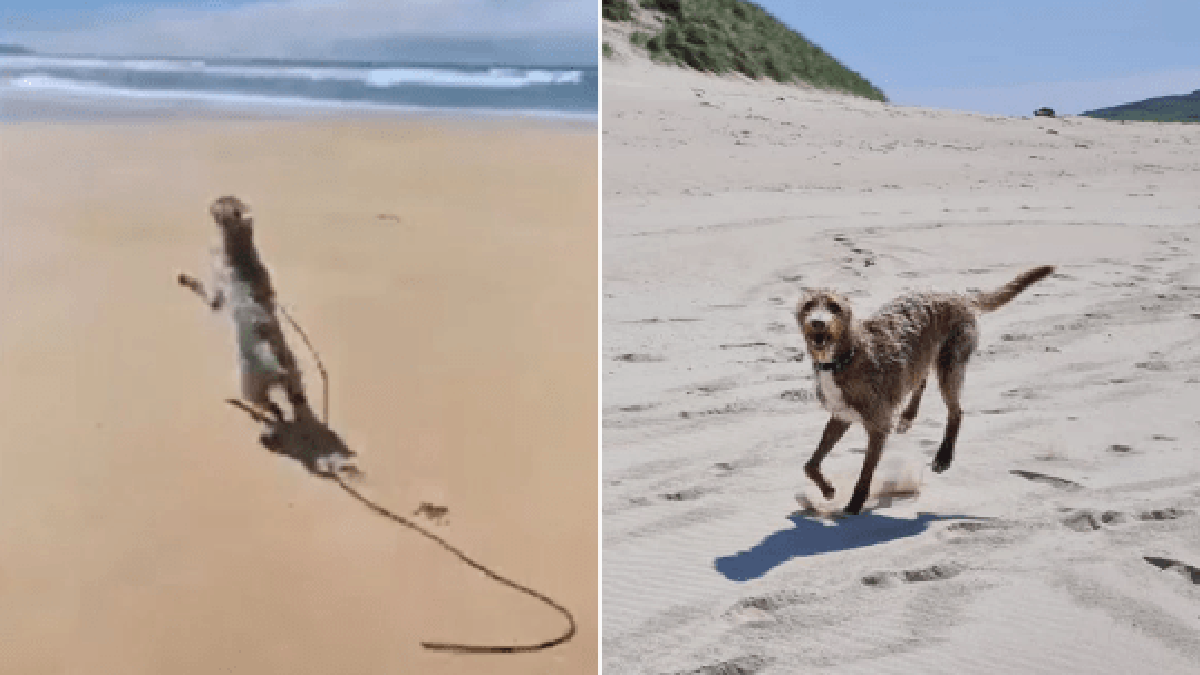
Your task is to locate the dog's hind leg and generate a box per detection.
[896,377,927,433]
[226,398,272,424]
[280,368,313,422]
[805,417,851,500]
[845,429,888,515]
[225,397,282,449]
[241,368,286,422]
[932,324,978,473]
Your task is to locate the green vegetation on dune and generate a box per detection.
[603,0,885,102]
[604,0,635,21]
[1082,90,1200,123]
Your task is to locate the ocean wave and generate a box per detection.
[0,55,585,89]
[1,74,596,120]
[365,67,583,88]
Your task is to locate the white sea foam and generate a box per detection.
[0,56,585,89]
[0,74,596,121]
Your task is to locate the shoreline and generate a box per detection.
[0,89,597,126]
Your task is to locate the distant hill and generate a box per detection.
[0,43,32,55]
[1083,90,1200,123]
[602,0,885,101]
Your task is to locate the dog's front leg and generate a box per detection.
[178,273,225,310]
[845,429,888,515]
[805,417,851,501]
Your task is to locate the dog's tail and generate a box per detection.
[973,265,1055,312]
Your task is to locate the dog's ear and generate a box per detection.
[798,287,826,309]
[794,289,815,320]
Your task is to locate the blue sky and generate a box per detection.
[1,0,597,64]
[5,2,1198,113]
[757,0,1200,115]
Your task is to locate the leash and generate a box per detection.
[278,305,328,424]
[274,305,576,654]
[330,472,577,653]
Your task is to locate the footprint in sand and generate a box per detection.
[1010,469,1084,491]
[712,462,736,476]
[1061,510,1108,531]
[862,562,965,587]
[946,521,1012,533]
[673,655,773,675]
[1060,507,1191,531]
[661,487,709,501]
[1138,508,1192,521]
[613,353,665,363]
[1144,556,1200,584]
[941,519,1035,546]
[727,590,809,614]
[617,403,658,413]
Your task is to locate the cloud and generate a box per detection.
[890,67,1200,117]
[6,0,597,60]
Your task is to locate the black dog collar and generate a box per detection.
[813,348,855,374]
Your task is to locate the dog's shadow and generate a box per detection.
[714,511,986,582]
[227,400,359,478]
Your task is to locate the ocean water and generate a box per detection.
[0,54,597,120]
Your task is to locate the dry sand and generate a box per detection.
[603,57,1200,674]
[0,115,596,673]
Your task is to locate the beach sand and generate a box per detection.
[0,114,596,674]
[604,57,1200,673]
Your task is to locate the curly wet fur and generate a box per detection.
[795,265,1055,514]
[180,196,311,421]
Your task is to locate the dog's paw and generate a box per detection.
[844,494,867,515]
[931,456,953,473]
[805,465,836,500]
[259,431,282,451]
[896,418,913,434]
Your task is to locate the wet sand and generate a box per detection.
[0,113,596,674]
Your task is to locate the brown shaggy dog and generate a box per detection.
[795,265,1055,515]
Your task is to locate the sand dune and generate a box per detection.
[603,59,1200,674]
[0,115,596,674]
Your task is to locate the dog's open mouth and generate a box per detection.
[809,332,832,349]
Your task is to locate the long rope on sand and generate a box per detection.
[277,305,576,654]
[330,472,577,653]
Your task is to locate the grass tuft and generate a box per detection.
[603,0,635,21]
